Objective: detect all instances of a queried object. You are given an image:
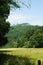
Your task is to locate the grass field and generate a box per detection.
[0,48,43,65]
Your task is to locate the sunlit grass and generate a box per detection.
[0,48,43,61]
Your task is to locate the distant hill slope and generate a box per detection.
[6,23,34,42]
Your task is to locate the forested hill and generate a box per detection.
[6,23,34,42]
[3,23,43,48]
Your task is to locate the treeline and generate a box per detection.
[2,23,43,48]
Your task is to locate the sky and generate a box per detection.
[7,0,43,26]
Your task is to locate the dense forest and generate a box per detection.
[1,23,43,48]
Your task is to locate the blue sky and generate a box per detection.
[7,0,43,26]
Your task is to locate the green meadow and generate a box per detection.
[0,48,43,65]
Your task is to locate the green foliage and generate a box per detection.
[5,23,34,48]
[0,0,10,46]
[4,41,17,48]
[29,26,43,48]
[6,23,34,42]
[0,17,10,37]
[23,41,30,48]
[0,16,10,46]
[0,0,10,18]
[0,0,20,46]
[7,0,20,8]
[0,22,43,48]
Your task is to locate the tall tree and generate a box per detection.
[0,0,20,46]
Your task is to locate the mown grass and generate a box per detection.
[0,48,43,65]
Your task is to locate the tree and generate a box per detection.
[29,26,43,48]
[0,0,10,46]
[0,0,20,46]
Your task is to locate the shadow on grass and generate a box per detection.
[0,53,35,65]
